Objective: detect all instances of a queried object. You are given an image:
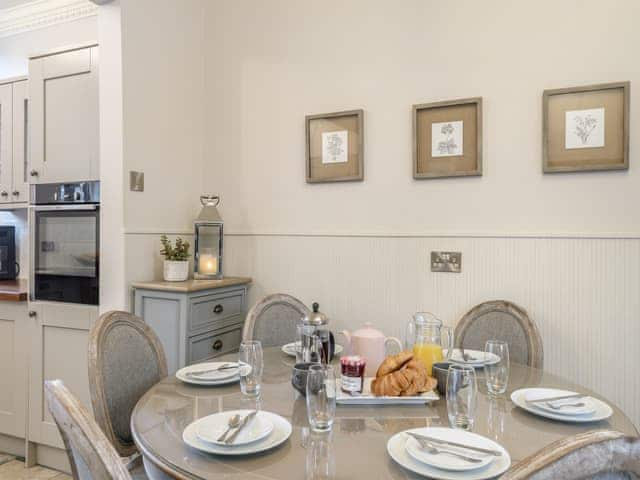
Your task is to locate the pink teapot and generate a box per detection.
[340,323,402,375]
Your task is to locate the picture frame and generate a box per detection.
[305,109,364,183]
[413,97,482,179]
[542,82,629,173]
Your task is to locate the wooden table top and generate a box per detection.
[131,276,252,293]
[0,279,28,302]
[131,347,638,480]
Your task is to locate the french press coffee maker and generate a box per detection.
[300,302,335,364]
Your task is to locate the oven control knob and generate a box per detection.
[30,170,39,177]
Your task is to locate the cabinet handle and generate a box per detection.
[29,169,38,177]
[213,304,224,314]
[12,191,19,196]
[28,310,37,318]
[0,191,7,197]
[212,340,223,351]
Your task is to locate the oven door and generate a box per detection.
[30,205,99,305]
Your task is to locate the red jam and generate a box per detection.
[340,355,366,393]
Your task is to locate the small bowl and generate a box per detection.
[291,363,314,396]
[432,362,452,395]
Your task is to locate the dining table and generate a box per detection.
[131,347,638,479]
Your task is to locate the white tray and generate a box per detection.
[336,377,439,405]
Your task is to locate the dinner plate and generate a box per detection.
[511,388,613,423]
[183,410,292,456]
[281,342,343,357]
[404,428,495,472]
[196,410,274,446]
[336,378,439,405]
[444,349,501,367]
[176,363,240,386]
[387,428,511,480]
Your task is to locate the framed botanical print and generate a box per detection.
[305,109,364,183]
[543,82,629,173]
[413,97,482,179]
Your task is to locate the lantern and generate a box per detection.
[194,194,223,280]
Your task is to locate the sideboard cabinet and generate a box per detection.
[132,277,251,374]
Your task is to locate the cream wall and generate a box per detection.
[197,0,640,428]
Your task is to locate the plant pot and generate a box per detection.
[163,260,189,282]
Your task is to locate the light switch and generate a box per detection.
[130,171,144,192]
[431,251,462,273]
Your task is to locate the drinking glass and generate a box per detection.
[239,340,263,397]
[484,340,510,396]
[446,364,477,431]
[306,364,336,432]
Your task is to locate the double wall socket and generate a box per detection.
[431,251,462,273]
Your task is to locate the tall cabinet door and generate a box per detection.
[29,45,99,184]
[11,80,28,203]
[0,84,13,203]
[28,302,98,448]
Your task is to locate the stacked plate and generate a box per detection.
[182,409,292,456]
[511,388,613,423]
[444,349,501,368]
[281,341,343,357]
[387,427,511,479]
[176,362,240,386]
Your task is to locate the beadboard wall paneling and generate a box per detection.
[220,233,639,428]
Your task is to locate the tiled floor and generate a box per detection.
[0,458,70,480]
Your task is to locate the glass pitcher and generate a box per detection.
[405,312,454,375]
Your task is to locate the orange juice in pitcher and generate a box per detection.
[406,312,453,375]
[413,343,444,375]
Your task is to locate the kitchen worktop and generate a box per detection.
[0,279,28,302]
[131,276,252,293]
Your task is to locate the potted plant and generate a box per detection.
[160,235,190,281]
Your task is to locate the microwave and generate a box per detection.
[0,226,18,280]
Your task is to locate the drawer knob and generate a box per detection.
[30,169,39,177]
[0,191,7,197]
[213,304,224,314]
[28,310,37,318]
[212,339,223,351]
[12,191,19,196]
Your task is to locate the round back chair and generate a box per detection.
[88,310,168,458]
[502,430,640,479]
[242,293,310,347]
[45,379,132,480]
[455,300,544,368]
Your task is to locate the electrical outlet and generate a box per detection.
[431,251,461,273]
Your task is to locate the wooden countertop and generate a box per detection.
[131,276,252,293]
[0,279,28,302]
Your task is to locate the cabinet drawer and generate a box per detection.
[188,326,242,364]
[189,292,243,332]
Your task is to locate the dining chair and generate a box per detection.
[242,293,310,347]
[45,379,132,480]
[88,310,168,471]
[455,300,544,368]
[502,430,640,479]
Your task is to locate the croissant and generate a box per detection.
[371,353,437,397]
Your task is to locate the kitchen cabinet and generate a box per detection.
[0,78,28,205]
[27,301,98,449]
[29,44,99,184]
[0,302,28,440]
[132,277,251,374]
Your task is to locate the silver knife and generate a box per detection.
[406,432,502,456]
[526,393,584,404]
[224,411,258,444]
[186,364,239,377]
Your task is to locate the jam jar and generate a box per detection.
[340,355,366,394]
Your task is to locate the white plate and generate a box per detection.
[281,342,343,357]
[183,410,292,456]
[405,428,495,472]
[511,388,613,423]
[196,410,274,446]
[387,428,511,480]
[444,349,501,367]
[336,378,439,405]
[176,363,240,386]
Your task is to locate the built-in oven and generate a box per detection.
[30,181,99,305]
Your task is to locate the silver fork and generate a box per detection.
[546,402,585,410]
[413,438,483,463]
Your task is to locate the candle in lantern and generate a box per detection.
[198,253,218,275]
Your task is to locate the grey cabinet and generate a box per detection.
[132,277,251,373]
